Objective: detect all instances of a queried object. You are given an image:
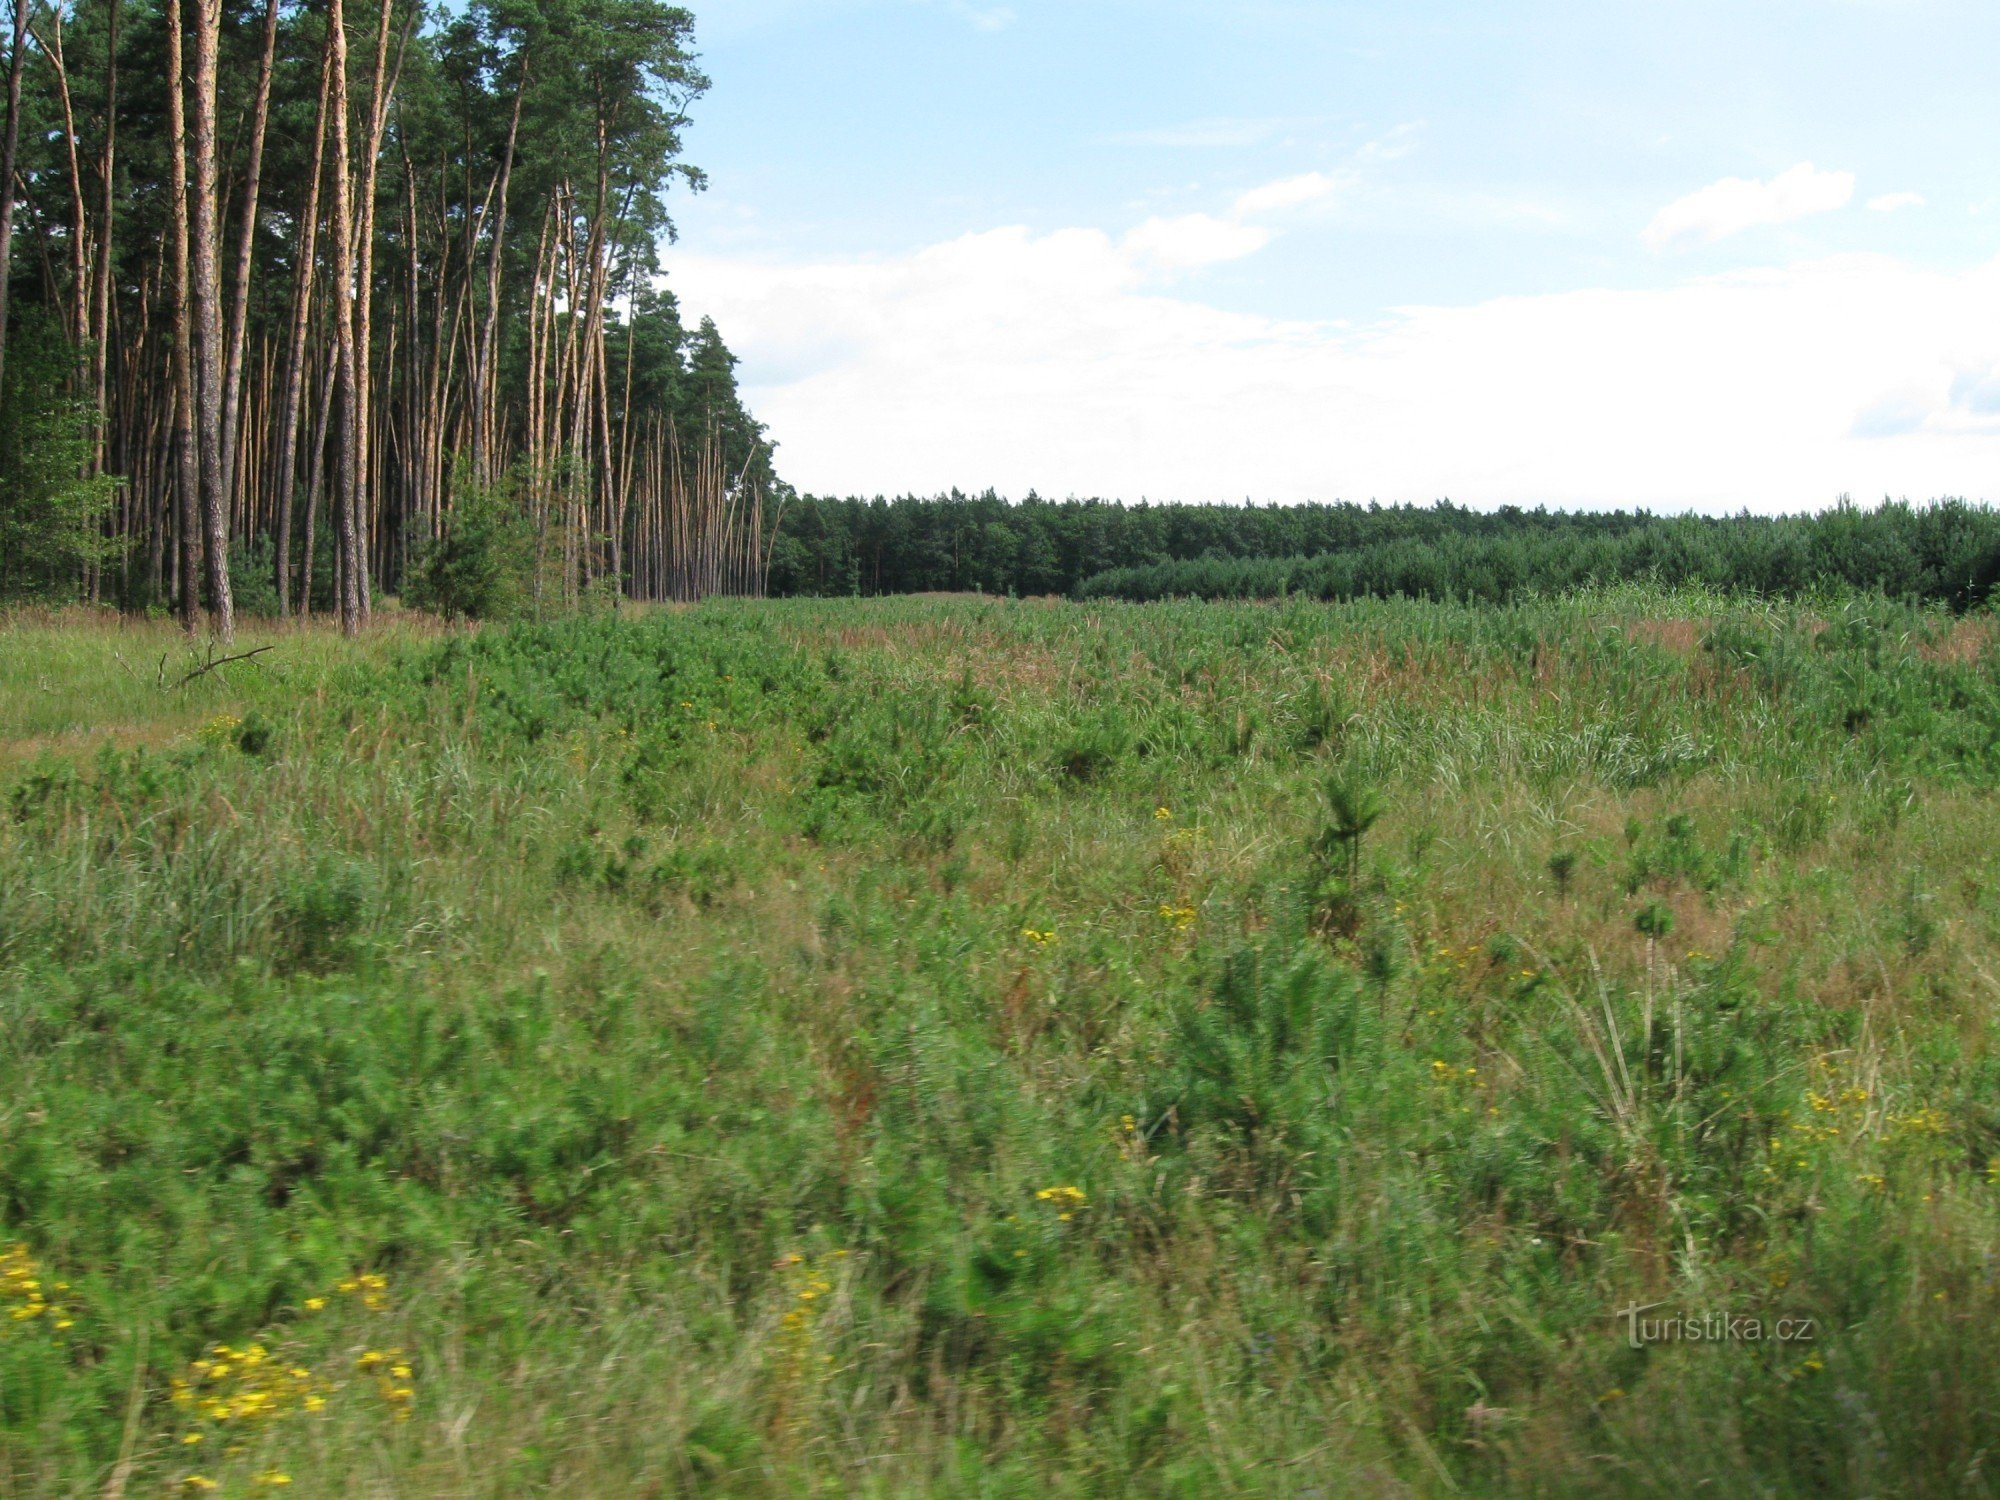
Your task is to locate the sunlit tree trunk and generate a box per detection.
[189,0,233,639]
[327,0,363,634]
[89,0,120,488]
[0,0,30,398]
[349,0,403,615]
[165,0,202,632]
[273,34,332,617]
[219,0,280,520]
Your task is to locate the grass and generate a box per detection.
[0,607,448,774]
[3,588,2000,1495]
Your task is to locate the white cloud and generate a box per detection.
[669,229,2000,510]
[1868,191,1926,213]
[1232,172,1340,218]
[1643,163,1856,250]
[1122,213,1271,271]
[1117,168,1349,274]
[1353,122,1424,164]
[951,2,1015,31]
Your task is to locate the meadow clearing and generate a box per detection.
[3,590,2000,1495]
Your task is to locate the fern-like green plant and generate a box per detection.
[1547,849,1578,898]
[1321,773,1386,885]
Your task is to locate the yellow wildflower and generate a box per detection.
[196,713,243,746]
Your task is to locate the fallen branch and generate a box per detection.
[168,643,276,689]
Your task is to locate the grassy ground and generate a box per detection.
[3,590,2000,1496]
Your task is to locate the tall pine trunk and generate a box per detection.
[473,52,528,487]
[327,0,363,635]
[348,0,400,614]
[219,0,280,519]
[165,0,202,633]
[272,29,332,617]
[0,0,29,397]
[88,0,119,488]
[189,0,232,639]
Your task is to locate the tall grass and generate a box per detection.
[2,589,1999,1494]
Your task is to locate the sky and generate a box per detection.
[657,0,2000,511]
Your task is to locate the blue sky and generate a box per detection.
[662,0,2000,509]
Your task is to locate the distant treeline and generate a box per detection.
[1074,501,2000,611]
[767,493,1659,598]
[767,493,2000,611]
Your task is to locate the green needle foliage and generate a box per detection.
[1548,848,1579,897]
[1321,771,1386,883]
[1073,499,2000,612]
[0,317,119,602]
[3,588,2000,1494]
[401,476,539,622]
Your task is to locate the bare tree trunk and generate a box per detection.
[327,0,362,635]
[273,33,332,616]
[612,312,635,591]
[189,0,233,638]
[472,51,528,486]
[301,337,337,617]
[31,9,95,597]
[525,199,552,510]
[218,0,280,518]
[165,0,202,632]
[348,0,405,612]
[0,0,29,397]
[32,11,89,350]
[399,151,422,536]
[89,0,119,484]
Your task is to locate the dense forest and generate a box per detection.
[766,493,2000,612]
[0,0,774,633]
[763,492,1652,598]
[1071,499,2000,611]
[1,0,1995,628]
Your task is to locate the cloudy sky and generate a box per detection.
[661,0,2000,510]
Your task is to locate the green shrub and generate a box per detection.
[274,859,375,972]
[5,594,2000,1495]
[403,478,535,621]
[0,316,119,603]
